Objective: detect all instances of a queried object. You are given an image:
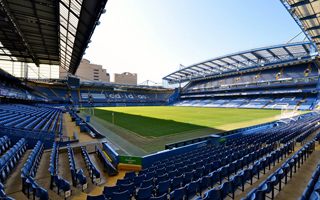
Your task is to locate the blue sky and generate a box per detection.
[84,0,305,84]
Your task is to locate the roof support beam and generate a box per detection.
[283,46,294,57]
[302,44,310,54]
[201,63,222,72]
[306,25,320,31]
[300,14,319,21]
[193,65,215,73]
[228,56,247,67]
[178,71,192,76]
[266,49,280,59]
[312,35,320,39]
[217,59,238,70]
[239,54,258,64]
[290,0,310,7]
[207,61,230,72]
[251,52,267,62]
[0,0,40,66]
[31,0,50,60]
[184,68,199,74]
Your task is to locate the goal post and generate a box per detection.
[280,103,298,119]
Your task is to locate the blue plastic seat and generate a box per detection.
[171,175,183,190]
[86,194,106,200]
[208,170,220,187]
[141,177,154,188]
[76,169,87,186]
[186,179,200,199]
[103,185,119,199]
[168,170,178,178]
[230,174,242,198]
[218,166,228,183]
[136,185,153,200]
[157,179,171,196]
[309,190,320,200]
[157,173,169,184]
[150,193,168,200]
[119,182,135,196]
[34,186,49,200]
[170,187,185,200]
[221,181,232,199]
[124,171,136,180]
[146,171,156,180]
[194,167,204,180]
[156,167,166,176]
[184,171,194,185]
[267,175,278,199]
[134,175,145,187]
[202,187,221,200]
[116,178,130,186]
[58,178,71,195]
[111,190,131,200]
[199,176,211,194]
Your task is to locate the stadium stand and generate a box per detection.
[0,0,320,199]
[21,141,48,200]
[26,80,174,107]
[173,62,318,110]
[67,144,87,191]
[0,70,45,102]
[49,142,71,198]
[0,104,63,148]
[80,146,101,184]
[164,42,320,111]
[243,140,315,200]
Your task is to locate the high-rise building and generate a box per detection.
[114,72,137,85]
[66,59,110,82]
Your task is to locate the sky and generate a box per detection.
[84,0,306,85]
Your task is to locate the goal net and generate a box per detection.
[280,103,299,119]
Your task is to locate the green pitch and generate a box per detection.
[93,106,281,137]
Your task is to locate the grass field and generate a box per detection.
[93,106,281,137]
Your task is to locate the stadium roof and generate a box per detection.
[163,42,317,84]
[0,0,107,74]
[281,0,320,51]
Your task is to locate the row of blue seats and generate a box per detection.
[301,164,320,200]
[147,143,258,174]
[98,142,276,200]
[48,142,58,177]
[0,104,62,134]
[244,140,315,200]
[67,144,87,190]
[146,122,294,169]
[21,141,48,200]
[0,136,17,200]
[152,115,306,171]
[140,145,264,185]
[296,123,320,143]
[280,116,320,144]
[81,146,101,184]
[300,131,320,199]
[88,141,288,200]
[0,138,27,182]
[95,146,118,176]
[49,142,71,198]
[198,141,293,200]
[0,182,13,200]
[0,136,11,155]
